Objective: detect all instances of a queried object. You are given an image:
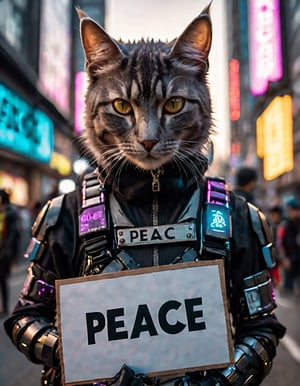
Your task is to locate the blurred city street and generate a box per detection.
[0,261,43,385]
[1,260,300,386]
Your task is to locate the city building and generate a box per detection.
[227,0,300,206]
[0,0,75,207]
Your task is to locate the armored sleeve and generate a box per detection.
[205,193,286,386]
[4,191,80,369]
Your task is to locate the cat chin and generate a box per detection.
[129,157,168,171]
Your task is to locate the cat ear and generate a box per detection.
[169,5,212,72]
[76,7,124,73]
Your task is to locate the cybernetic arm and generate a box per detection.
[213,324,279,386]
[10,311,59,368]
[4,196,65,368]
[202,202,285,386]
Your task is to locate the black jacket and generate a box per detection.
[4,168,286,384]
[5,168,285,333]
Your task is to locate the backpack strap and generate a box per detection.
[78,169,114,275]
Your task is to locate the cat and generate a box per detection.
[4,10,284,386]
[76,6,213,192]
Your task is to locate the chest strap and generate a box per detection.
[78,173,232,274]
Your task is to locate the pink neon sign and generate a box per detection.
[74,71,88,135]
[248,0,282,95]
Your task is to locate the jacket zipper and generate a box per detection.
[151,169,161,266]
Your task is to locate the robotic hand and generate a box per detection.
[174,373,228,386]
[108,364,156,386]
[108,366,228,386]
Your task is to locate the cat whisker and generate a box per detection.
[172,148,207,186]
[115,160,130,190]
[106,151,130,180]
[169,152,190,181]
[99,147,122,163]
[108,158,130,190]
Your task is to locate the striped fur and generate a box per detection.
[78,6,213,186]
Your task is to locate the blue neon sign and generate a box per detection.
[0,83,54,163]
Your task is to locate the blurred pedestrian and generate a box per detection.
[277,198,300,296]
[268,205,283,287]
[0,189,21,316]
[233,166,258,204]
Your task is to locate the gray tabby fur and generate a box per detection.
[77,5,213,187]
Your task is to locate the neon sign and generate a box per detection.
[256,95,293,180]
[38,0,71,116]
[248,0,283,95]
[0,83,54,163]
[74,71,88,135]
[229,59,240,121]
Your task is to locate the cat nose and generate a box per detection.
[139,139,158,152]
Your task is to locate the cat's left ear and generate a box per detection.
[76,7,124,74]
[169,5,212,73]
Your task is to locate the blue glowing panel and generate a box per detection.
[0,83,54,163]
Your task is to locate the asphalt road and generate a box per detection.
[1,261,299,386]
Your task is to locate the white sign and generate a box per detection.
[56,261,233,385]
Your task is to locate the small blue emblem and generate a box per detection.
[205,204,230,239]
[211,209,227,232]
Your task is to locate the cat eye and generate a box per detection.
[163,97,185,114]
[113,99,133,115]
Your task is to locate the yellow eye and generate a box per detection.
[163,97,185,114]
[113,99,133,115]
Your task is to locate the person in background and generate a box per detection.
[268,205,283,287]
[277,198,300,296]
[234,166,258,205]
[0,189,21,316]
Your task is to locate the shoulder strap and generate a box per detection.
[79,169,114,275]
[79,169,110,236]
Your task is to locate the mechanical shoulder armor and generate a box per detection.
[25,195,65,262]
[247,202,275,269]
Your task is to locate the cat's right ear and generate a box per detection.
[76,7,124,75]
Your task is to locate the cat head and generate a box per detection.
[77,6,213,183]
